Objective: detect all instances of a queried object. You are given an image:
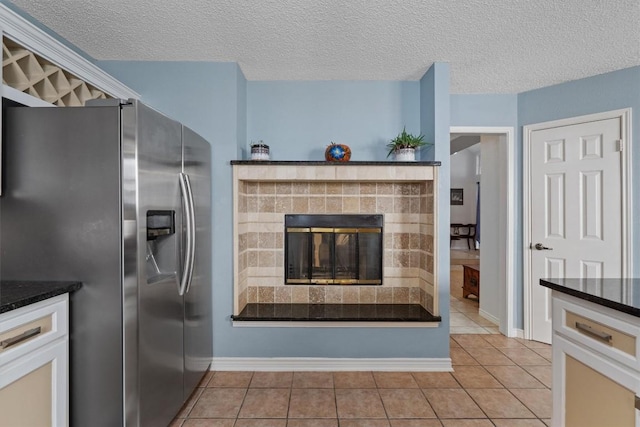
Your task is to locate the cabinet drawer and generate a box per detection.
[553,293,640,371]
[0,294,68,366]
[565,311,635,356]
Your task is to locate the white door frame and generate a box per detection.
[523,108,633,340]
[450,126,516,337]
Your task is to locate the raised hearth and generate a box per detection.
[231,303,441,322]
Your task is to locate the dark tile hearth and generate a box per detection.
[231,303,441,322]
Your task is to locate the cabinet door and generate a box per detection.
[0,339,67,426]
[554,334,640,427]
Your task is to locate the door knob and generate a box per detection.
[532,243,553,250]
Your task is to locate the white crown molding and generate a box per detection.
[0,4,139,100]
[211,357,452,372]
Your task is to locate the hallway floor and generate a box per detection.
[172,332,552,427]
[450,249,496,334]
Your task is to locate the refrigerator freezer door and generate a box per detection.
[127,102,185,427]
[2,106,124,427]
[182,126,213,398]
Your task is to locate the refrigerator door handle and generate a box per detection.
[179,172,195,296]
[184,173,196,294]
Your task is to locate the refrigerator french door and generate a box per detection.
[0,100,212,427]
[182,126,212,396]
[127,101,185,426]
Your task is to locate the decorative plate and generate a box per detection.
[325,142,351,162]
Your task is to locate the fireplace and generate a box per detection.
[232,162,439,319]
[285,214,383,285]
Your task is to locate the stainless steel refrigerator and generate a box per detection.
[0,99,212,426]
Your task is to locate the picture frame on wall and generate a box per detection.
[451,188,464,205]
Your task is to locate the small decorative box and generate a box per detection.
[250,142,270,161]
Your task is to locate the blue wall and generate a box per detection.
[451,94,518,127]
[450,94,521,328]
[98,61,240,146]
[516,67,640,327]
[8,0,639,342]
[247,81,420,161]
[450,68,640,331]
[236,67,248,160]
[519,65,640,281]
[100,61,451,358]
[98,60,244,358]
[420,63,451,345]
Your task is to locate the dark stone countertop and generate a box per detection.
[1,281,82,314]
[230,160,441,166]
[231,303,441,322]
[540,278,640,318]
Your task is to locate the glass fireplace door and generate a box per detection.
[310,228,335,283]
[286,228,311,283]
[334,229,358,283]
[358,229,382,284]
[284,214,383,285]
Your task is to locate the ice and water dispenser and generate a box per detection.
[146,210,177,284]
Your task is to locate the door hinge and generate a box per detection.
[617,139,623,152]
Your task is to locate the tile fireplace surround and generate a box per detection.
[231,161,440,323]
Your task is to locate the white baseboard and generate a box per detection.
[507,328,524,338]
[478,309,499,326]
[211,357,452,372]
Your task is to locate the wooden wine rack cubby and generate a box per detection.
[2,38,111,106]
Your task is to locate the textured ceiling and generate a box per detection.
[9,0,640,93]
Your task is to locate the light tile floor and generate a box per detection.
[172,338,552,426]
[450,249,497,335]
[171,249,552,426]
[450,290,499,335]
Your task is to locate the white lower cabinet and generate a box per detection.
[552,292,640,427]
[0,294,69,427]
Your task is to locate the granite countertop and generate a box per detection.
[1,281,82,314]
[231,303,441,322]
[230,160,442,166]
[540,278,640,318]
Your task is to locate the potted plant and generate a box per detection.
[386,127,430,161]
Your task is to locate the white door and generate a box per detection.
[529,117,623,343]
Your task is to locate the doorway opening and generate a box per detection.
[449,127,516,337]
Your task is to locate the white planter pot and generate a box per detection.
[394,147,416,162]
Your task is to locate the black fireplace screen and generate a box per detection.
[285,214,383,285]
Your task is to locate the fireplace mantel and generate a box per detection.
[231,162,440,324]
[230,160,441,166]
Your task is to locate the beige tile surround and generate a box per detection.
[232,164,439,317]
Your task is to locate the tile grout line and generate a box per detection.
[451,334,552,424]
[179,339,550,425]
